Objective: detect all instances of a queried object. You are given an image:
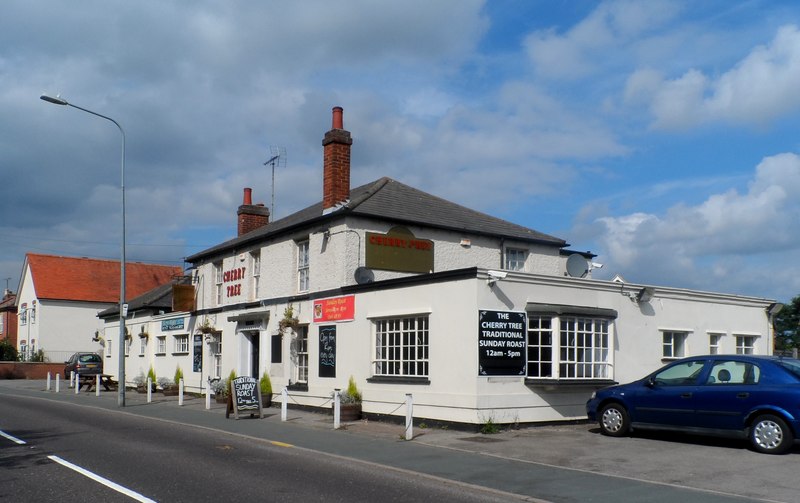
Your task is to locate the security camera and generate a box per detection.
[487,270,508,280]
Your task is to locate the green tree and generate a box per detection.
[0,338,17,361]
[775,295,800,350]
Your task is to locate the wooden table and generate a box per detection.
[78,374,118,391]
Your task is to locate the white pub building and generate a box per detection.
[100,107,780,425]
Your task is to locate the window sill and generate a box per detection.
[172,351,189,356]
[155,352,166,356]
[367,376,430,385]
[525,378,616,389]
[287,383,308,392]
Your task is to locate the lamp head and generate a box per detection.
[40,94,68,106]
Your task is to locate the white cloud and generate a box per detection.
[641,24,800,129]
[524,0,681,80]
[591,153,800,298]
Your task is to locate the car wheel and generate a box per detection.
[599,403,630,437]
[750,414,794,454]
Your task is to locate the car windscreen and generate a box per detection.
[775,359,800,380]
[78,354,101,363]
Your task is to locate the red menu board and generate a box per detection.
[313,295,355,323]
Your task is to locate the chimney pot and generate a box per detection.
[243,187,252,205]
[332,106,343,129]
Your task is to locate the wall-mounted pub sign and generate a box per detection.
[365,226,434,273]
[313,295,355,323]
[478,310,527,376]
[161,318,185,331]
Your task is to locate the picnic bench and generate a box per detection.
[78,374,118,392]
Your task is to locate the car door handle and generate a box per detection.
[737,392,749,399]
[681,393,692,398]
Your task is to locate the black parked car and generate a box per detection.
[64,352,103,377]
[587,355,800,454]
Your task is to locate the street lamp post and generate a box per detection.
[40,94,127,407]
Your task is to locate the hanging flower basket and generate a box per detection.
[278,305,300,334]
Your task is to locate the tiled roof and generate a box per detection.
[25,253,183,303]
[188,177,566,261]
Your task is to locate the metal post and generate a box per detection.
[405,393,414,440]
[205,379,211,410]
[39,94,127,407]
[96,375,101,397]
[147,377,152,403]
[281,387,288,421]
[334,390,341,430]
[70,371,75,388]
[179,378,184,406]
[75,378,79,394]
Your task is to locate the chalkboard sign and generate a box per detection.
[319,325,336,378]
[226,376,263,419]
[478,310,527,376]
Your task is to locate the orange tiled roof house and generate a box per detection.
[15,253,181,363]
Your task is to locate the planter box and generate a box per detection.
[339,403,362,421]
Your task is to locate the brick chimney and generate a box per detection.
[322,106,353,212]
[237,187,270,236]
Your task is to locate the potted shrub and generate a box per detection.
[133,371,147,393]
[146,366,158,392]
[336,375,362,421]
[211,378,228,403]
[158,377,176,395]
[259,371,273,408]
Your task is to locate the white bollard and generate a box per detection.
[69,371,75,388]
[281,387,288,421]
[205,381,211,410]
[179,378,184,406]
[55,374,60,393]
[405,393,414,440]
[147,377,152,403]
[47,372,51,391]
[75,376,79,394]
[333,390,341,430]
[95,374,101,397]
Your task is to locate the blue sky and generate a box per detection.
[2,0,799,302]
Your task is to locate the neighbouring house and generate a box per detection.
[15,253,182,363]
[100,107,780,425]
[0,289,18,349]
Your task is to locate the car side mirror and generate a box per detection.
[646,376,657,388]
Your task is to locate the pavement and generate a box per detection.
[2,379,798,503]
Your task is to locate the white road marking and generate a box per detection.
[0,429,26,444]
[47,455,157,503]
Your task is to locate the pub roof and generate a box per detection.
[187,177,567,263]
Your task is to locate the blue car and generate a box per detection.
[586,355,800,454]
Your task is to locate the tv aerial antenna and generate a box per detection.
[263,146,286,216]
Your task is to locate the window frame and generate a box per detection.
[295,326,308,384]
[251,251,261,300]
[708,332,724,355]
[526,314,612,381]
[504,247,527,272]
[156,336,167,355]
[662,330,689,359]
[173,334,190,354]
[297,240,310,292]
[735,335,758,355]
[372,315,430,379]
[214,262,223,306]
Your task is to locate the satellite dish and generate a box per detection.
[354,267,374,285]
[566,254,589,278]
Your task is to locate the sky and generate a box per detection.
[2,0,799,303]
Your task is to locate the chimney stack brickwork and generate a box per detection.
[237,187,270,236]
[322,106,352,210]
